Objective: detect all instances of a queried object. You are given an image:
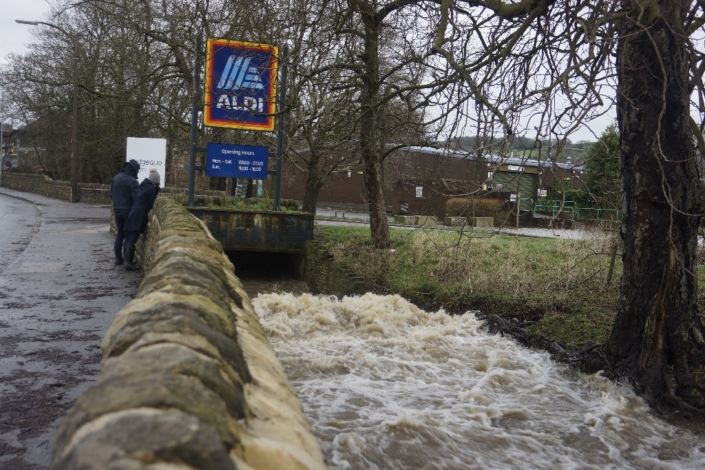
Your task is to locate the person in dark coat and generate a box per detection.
[123,168,161,271]
[109,159,141,265]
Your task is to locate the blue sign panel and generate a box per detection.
[204,39,278,131]
[206,143,269,179]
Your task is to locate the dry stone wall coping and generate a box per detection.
[51,197,328,470]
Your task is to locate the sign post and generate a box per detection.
[0,120,4,187]
[187,35,203,207]
[272,46,288,211]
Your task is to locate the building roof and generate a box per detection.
[403,145,585,172]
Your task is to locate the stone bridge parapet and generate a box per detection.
[51,197,327,470]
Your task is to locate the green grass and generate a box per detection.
[315,225,622,348]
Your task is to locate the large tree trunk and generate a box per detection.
[361,144,390,248]
[606,0,705,411]
[360,8,391,249]
[302,170,323,214]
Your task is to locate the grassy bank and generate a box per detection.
[315,225,621,349]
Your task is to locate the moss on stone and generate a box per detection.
[103,308,251,385]
[54,409,234,470]
[101,343,247,419]
[54,372,236,455]
[122,332,249,392]
[139,261,240,316]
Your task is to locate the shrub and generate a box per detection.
[446,197,510,226]
[469,198,502,216]
[446,197,471,217]
[281,199,299,210]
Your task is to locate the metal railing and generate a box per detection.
[532,200,619,221]
[532,200,577,219]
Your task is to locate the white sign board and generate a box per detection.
[126,137,167,187]
[416,186,423,198]
[510,193,518,202]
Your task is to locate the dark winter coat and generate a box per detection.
[110,162,140,213]
[124,179,160,233]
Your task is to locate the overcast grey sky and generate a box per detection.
[1,0,53,66]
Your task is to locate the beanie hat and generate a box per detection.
[128,159,141,171]
[148,168,160,185]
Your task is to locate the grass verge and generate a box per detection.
[315,225,621,349]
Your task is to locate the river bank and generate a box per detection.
[311,223,622,350]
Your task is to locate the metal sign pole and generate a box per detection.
[0,121,4,187]
[272,46,289,212]
[187,36,203,207]
[0,91,4,186]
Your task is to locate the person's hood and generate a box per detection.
[122,161,139,178]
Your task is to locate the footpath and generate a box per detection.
[0,188,139,470]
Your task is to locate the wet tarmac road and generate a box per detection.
[0,189,140,469]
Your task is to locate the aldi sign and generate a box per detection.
[204,39,278,131]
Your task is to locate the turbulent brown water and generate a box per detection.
[244,284,705,469]
[239,279,309,299]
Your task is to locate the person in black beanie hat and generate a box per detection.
[109,159,141,265]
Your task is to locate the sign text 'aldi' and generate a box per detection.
[204,39,278,131]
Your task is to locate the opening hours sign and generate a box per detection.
[205,143,268,179]
[204,39,278,131]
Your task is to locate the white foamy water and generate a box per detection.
[253,293,705,470]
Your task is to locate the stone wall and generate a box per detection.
[0,173,218,205]
[187,208,314,253]
[51,197,327,470]
[0,172,281,208]
[0,172,112,204]
[1,172,72,201]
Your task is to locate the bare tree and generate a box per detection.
[279,0,362,213]
[331,0,450,248]
[432,0,705,412]
[2,13,83,181]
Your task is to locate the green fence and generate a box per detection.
[532,200,619,221]
[533,200,577,219]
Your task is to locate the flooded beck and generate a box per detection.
[248,289,705,470]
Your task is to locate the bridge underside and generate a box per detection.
[187,208,314,280]
[226,249,305,280]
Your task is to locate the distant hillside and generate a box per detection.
[442,135,595,164]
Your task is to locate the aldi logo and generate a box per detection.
[204,39,278,131]
[217,56,265,90]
